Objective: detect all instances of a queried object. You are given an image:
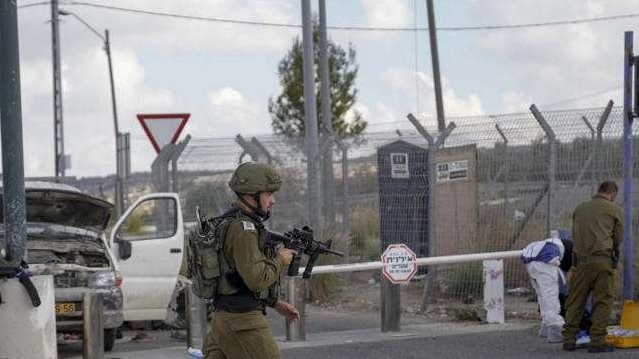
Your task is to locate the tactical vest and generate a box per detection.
[187,207,279,312]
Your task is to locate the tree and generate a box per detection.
[268,27,367,139]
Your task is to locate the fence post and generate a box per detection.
[250,137,276,165]
[381,276,400,332]
[185,282,208,350]
[235,134,259,164]
[595,100,614,191]
[530,105,556,235]
[483,259,505,324]
[495,124,510,220]
[407,113,455,311]
[83,292,104,359]
[339,142,350,236]
[285,276,306,341]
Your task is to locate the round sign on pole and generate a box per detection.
[381,244,417,284]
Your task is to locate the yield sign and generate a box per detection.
[381,244,417,284]
[137,113,190,153]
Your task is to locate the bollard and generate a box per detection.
[285,276,306,341]
[381,276,401,332]
[483,259,505,324]
[83,291,104,359]
[185,282,209,350]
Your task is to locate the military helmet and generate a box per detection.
[228,162,282,194]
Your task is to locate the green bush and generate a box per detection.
[447,263,483,298]
[349,204,380,261]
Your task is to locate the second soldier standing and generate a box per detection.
[562,180,622,353]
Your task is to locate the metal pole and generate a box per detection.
[381,277,400,332]
[530,104,556,235]
[185,282,208,350]
[285,276,306,341]
[495,124,509,220]
[0,0,27,262]
[425,0,445,131]
[51,0,65,180]
[301,0,322,231]
[622,31,634,300]
[595,100,613,192]
[105,30,124,217]
[319,0,336,227]
[407,114,455,311]
[83,292,104,359]
[341,144,349,235]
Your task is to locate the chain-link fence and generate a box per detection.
[162,104,635,321]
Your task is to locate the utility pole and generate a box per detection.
[319,0,336,226]
[106,30,125,216]
[58,9,125,215]
[1,0,28,262]
[301,0,321,231]
[425,0,445,131]
[51,0,65,181]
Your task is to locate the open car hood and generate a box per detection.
[0,185,113,233]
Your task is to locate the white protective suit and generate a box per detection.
[521,232,565,342]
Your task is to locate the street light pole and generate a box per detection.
[51,0,65,181]
[59,10,124,215]
[105,29,125,216]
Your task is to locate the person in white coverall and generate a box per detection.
[520,230,565,343]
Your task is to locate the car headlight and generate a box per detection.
[88,271,121,288]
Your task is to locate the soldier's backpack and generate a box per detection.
[185,207,235,302]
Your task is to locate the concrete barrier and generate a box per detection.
[0,275,56,359]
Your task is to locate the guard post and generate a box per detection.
[377,140,430,331]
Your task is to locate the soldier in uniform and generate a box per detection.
[203,162,299,359]
[562,181,622,353]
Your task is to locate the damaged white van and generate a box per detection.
[0,182,184,352]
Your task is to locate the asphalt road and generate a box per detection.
[57,306,639,359]
[283,327,639,359]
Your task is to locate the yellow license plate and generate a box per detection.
[55,302,76,315]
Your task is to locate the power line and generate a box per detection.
[17,1,49,8]
[66,1,639,32]
[540,85,622,108]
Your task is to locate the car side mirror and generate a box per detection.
[118,239,132,260]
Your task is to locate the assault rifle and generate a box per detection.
[266,226,344,278]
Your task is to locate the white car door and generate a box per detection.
[110,193,184,322]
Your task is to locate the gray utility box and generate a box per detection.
[377,140,430,261]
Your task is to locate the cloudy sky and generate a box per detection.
[8,0,639,177]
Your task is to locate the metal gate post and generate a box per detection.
[495,124,510,221]
[285,276,306,341]
[83,292,104,359]
[407,113,455,311]
[594,101,613,191]
[530,105,556,235]
[186,282,208,350]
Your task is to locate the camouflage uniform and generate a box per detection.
[204,163,285,359]
[563,194,623,348]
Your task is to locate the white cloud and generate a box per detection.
[382,67,484,117]
[18,45,178,177]
[206,87,268,136]
[360,0,412,28]
[501,92,532,113]
[468,0,639,107]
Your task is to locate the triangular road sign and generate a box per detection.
[137,113,190,153]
